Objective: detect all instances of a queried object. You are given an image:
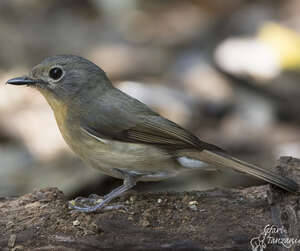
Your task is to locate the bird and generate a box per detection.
[6,55,299,213]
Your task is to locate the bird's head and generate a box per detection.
[6,55,111,105]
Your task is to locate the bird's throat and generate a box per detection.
[39,89,69,130]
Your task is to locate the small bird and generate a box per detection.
[6,55,298,212]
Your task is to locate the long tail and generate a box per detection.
[194,150,299,192]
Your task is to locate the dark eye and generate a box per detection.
[49,67,63,80]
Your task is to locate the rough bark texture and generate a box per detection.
[1,156,300,251]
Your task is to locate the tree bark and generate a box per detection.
[1,156,300,251]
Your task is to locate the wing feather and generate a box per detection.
[80,88,224,152]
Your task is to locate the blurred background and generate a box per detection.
[1,0,300,198]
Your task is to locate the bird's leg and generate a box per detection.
[69,174,136,213]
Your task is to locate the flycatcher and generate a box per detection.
[6,55,299,212]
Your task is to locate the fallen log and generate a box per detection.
[0,156,299,250]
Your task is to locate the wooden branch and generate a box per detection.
[0,156,300,251]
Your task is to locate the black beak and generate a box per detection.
[6,76,37,86]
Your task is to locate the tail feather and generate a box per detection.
[196,150,299,192]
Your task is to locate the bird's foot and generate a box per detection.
[68,194,126,213]
[70,193,103,207]
[68,175,136,213]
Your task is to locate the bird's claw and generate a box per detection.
[68,196,127,213]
